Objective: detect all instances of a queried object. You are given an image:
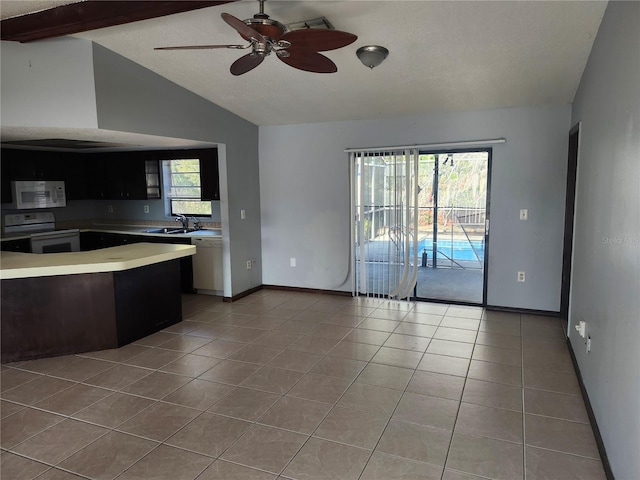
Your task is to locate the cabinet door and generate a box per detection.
[145,160,161,199]
[124,160,148,200]
[7,150,65,180]
[104,157,150,200]
[63,156,89,200]
[37,152,66,181]
[105,159,126,199]
[2,149,42,180]
[1,156,12,204]
[200,149,220,201]
[86,157,108,199]
[0,238,31,253]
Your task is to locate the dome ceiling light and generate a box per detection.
[356,45,389,69]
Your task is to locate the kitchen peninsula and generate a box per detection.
[1,243,195,363]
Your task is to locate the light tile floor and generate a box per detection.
[0,290,607,480]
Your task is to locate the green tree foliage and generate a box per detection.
[167,159,212,216]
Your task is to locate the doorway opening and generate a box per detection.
[561,123,580,323]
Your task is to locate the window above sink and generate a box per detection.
[163,158,211,217]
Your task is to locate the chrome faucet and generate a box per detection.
[175,214,189,230]
[190,217,201,230]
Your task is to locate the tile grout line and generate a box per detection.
[436,305,479,480]
[216,317,389,477]
[206,295,401,477]
[351,300,453,480]
[129,297,385,478]
[2,294,596,480]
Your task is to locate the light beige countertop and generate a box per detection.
[85,226,222,237]
[1,243,195,280]
[1,226,222,241]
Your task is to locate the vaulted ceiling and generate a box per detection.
[1,1,608,126]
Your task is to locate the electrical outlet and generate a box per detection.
[290,257,296,267]
[144,205,150,214]
[246,260,252,270]
[241,209,246,220]
[108,205,113,214]
[520,209,528,221]
[517,271,525,282]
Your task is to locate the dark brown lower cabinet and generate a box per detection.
[0,259,182,363]
[0,238,31,253]
[80,232,194,293]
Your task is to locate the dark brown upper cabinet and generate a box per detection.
[199,149,220,201]
[0,147,218,204]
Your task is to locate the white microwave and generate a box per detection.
[9,180,67,209]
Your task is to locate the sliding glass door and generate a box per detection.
[351,149,419,300]
[351,147,490,305]
[414,149,490,304]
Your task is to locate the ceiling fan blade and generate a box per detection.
[221,12,266,43]
[155,44,248,50]
[278,50,337,74]
[279,29,357,52]
[230,53,265,76]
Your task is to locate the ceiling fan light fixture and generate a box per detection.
[356,45,389,69]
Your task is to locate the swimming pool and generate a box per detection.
[410,238,485,262]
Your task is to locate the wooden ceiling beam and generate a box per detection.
[1,1,237,43]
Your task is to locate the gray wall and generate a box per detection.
[259,105,571,311]
[0,38,98,128]
[569,2,640,479]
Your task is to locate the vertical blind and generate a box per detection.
[350,148,419,300]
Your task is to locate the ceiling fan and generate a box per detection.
[155,0,358,75]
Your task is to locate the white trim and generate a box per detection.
[349,153,357,297]
[345,138,506,153]
[358,153,367,295]
[566,122,581,338]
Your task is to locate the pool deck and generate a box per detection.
[356,239,484,304]
[359,262,483,304]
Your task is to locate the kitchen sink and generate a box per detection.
[144,227,205,234]
[144,227,180,234]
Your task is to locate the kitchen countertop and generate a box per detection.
[87,225,222,237]
[1,243,195,280]
[0,225,222,241]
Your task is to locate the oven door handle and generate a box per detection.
[30,229,80,240]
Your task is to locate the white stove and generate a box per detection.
[4,211,57,235]
[4,212,80,253]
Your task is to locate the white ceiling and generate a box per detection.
[2,0,608,127]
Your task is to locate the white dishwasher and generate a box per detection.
[191,237,223,294]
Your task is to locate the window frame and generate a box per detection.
[163,158,212,217]
[158,149,217,218]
